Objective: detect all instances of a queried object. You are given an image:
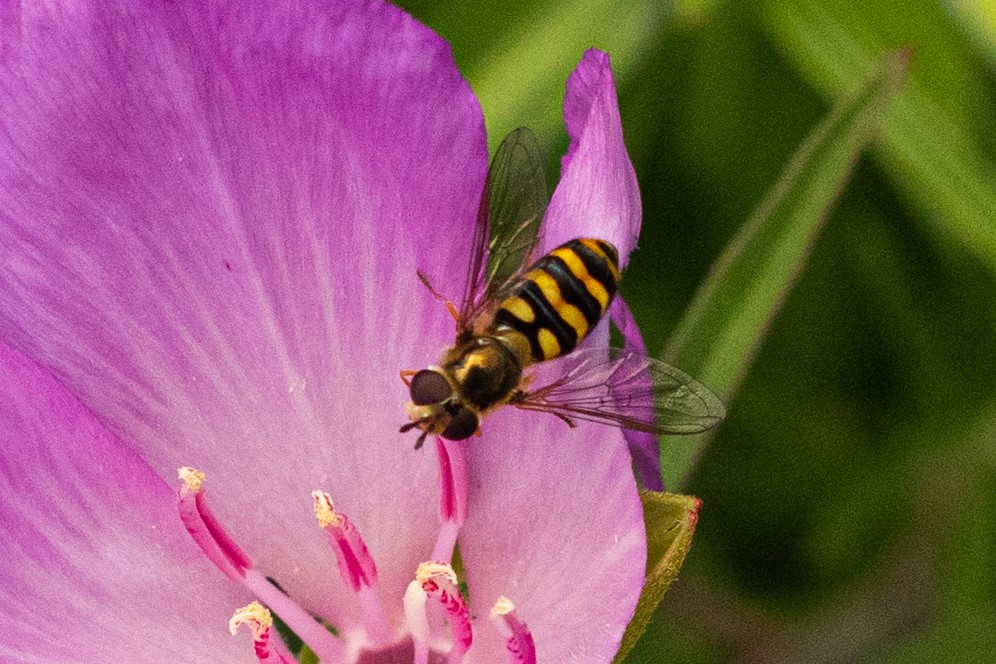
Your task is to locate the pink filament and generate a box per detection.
[243,570,347,663]
[432,438,468,563]
[423,577,472,660]
[177,486,251,581]
[323,512,378,592]
[434,437,467,524]
[248,623,296,664]
[498,611,537,664]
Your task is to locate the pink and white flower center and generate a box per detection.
[176,447,533,664]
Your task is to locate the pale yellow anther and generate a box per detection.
[490,595,515,618]
[415,561,458,585]
[178,466,205,492]
[228,601,273,638]
[312,490,342,528]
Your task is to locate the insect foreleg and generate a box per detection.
[417,270,460,323]
[399,369,417,386]
[414,430,430,450]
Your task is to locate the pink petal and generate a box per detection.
[541,50,642,267]
[459,50,647,662]
[0,342,250,662]
[461,408,646,663]
[0,0,486,627]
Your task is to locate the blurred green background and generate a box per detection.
[398,1,996,662]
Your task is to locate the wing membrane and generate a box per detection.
[458,127,548,329]
[513,348,726,435]
[485,127,547,289]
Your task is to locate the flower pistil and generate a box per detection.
[405,561,473,664]
[229,601,296,664]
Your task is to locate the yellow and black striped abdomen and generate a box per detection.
[491,238,620,363]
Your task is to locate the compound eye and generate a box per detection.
[441,407,479,441]
[410,369,453,406]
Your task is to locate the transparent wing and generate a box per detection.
[485,127,547,290]
[458,127,548,330]
[512,348,726,435]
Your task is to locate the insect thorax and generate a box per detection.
[442,336,523,412]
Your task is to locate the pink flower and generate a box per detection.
[0,1,648,662]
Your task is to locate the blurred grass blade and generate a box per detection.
[947,0,996,68]
[615,492,701,663]
[760,0,996,273]
[661,49,909,489]
[466,0,671,148]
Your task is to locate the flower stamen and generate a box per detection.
[177,466,251,580]
[177,468,347,663]
[432,438,467,562]
[312,491,378,591]
[490,596,537,664]
[312,490,393,646]
[417,561,472,663]
[241,570,348,663]
[229,601,296,664]
[404,578,432,664]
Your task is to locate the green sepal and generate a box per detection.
[614,491,701,663]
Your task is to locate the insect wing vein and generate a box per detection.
[455,177,491,332]
[454,128,548,333]
[485,127,548,292]
[514,348,725,435]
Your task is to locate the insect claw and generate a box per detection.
[400,369,416,386]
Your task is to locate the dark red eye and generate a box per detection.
[441,407,479,440]
[410,369,453,406]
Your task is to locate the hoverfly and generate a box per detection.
[400,127,725,449]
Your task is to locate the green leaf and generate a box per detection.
[615,492,701,663]
[661,48,909,489]
[759,0,996,274]
[947,0,996,69]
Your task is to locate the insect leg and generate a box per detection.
[400,369,417,386]
[417,270,460,323]
[414,430,430,450]
[553,412,577,429]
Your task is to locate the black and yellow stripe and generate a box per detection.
[491,238,620,363]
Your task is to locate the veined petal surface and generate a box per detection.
[542,49,642,267]
[0,342,249,663]
[462,410,646,663]
[0,0,487,628]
